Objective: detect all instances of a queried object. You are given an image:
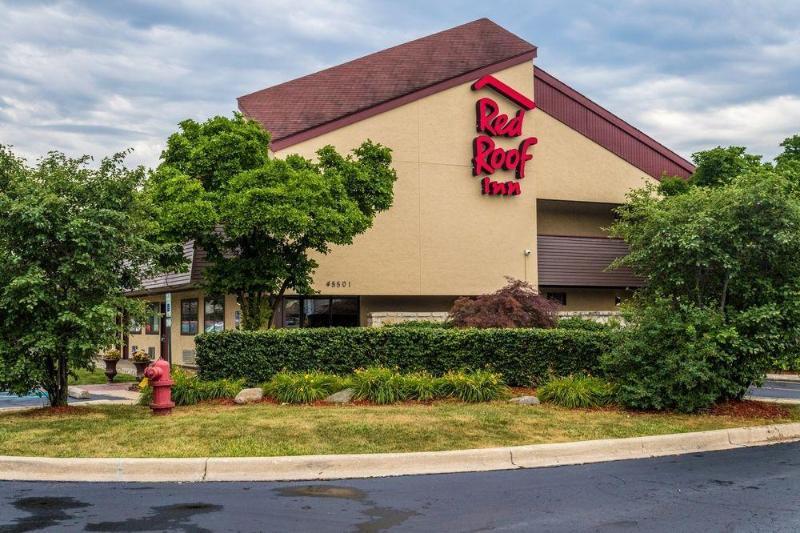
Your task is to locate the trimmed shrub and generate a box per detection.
[438,370,509,402]
[196,327,610,387]
[601,301,743,413]
[537,375,616,408]
[263,371,342,404]
[138,368,243,407]
[449,278,559,328]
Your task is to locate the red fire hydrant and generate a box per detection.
[144,357,175,415]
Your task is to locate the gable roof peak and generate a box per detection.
[238,18,537,150]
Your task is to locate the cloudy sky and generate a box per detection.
[1,0,798,168]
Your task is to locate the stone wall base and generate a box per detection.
[368,311,450,327]
[558,310,621,324]
[368,310,621,327]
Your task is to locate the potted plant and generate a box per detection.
[102,348,121,384]
[131,349,152,380]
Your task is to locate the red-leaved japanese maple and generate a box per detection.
[449,278,560,328]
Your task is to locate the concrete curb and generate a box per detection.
[2,423,799,482]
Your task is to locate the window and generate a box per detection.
[282,297,359,328]
[204,296,225,333]
[234,310,241,330]
[284,298,301,328]
[304,298,330,328]
[129,319,142,334]
[331,298,359,327]
[545,292,567,306]
[145,302,160,335]
[180,299,199,335]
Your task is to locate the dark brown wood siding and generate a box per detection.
[538,235,643,287]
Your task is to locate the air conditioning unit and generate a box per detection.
[182,349,197,366]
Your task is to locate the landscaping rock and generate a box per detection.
[508,395,540,405]
[234,388,264,405]
[324,388,355,404]
[68,387,90,400]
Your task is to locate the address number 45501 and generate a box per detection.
[325,280,352,288]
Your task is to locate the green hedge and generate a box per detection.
[196,327,612,387]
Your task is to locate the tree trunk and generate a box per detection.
[239,290,271,330]
[266,279,291,329]
[49,352,69,407]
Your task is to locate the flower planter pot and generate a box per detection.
[132,360,151,381]
[103,358,118,384]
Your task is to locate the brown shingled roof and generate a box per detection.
[238,19,693,180]
[238,18,537,151]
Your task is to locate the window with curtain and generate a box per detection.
[144,302,160,335]
[181,298,198,335]
[204,296,225,333]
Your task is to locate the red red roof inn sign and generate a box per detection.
[471,75,538,197]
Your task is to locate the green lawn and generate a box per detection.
[69,367,137,385]
[0,401,796,458]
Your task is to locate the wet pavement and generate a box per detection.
[748,379,800,403]
[1,441,799,532]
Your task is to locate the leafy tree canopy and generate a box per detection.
[0,147,183,406]
[607,160,800,410]
[148,113,397,329]
[658,135,800,196]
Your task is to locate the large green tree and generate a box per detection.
[0,148,182,406]
[148,114,397,329]
[604,136,800,411]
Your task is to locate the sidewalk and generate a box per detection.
[0,383,140,413]
[747,377,800,405]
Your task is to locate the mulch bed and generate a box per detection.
[707,400,791,419]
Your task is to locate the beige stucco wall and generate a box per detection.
[127,291,240,364]
[274,61,538,296]
[537,200,617,238]
[272,59,656,297]
[541,287,632,311]
[532,110,658,204]
[127,294,163,358]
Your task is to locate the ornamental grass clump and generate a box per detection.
[263,371,343,404]
[438,370,509,402]
[351,367,409,404]
[138,368,244,406]
[402,371,442,401]
[537,375,616,408]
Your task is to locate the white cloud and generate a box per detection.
[0,0,797,168]
[641,95,800,158]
